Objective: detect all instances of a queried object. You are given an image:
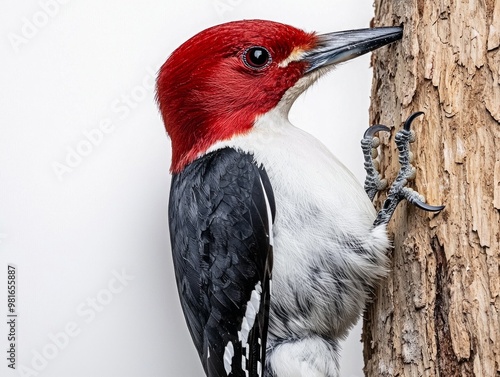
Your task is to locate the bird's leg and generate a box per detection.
[361,124,390,201]
[373,112,445,227]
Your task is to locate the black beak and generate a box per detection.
[303,27,403,74]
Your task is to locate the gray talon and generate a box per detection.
[413,201,446,212]
[373,112,444,227]
[403,111,424,131]
[363,124,390,139]
[362,124,391,201]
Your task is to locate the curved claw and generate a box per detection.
[412,200,445,212]
[363,124,391,139]
[403,111,424,131]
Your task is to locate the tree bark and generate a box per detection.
[363,1,500,376]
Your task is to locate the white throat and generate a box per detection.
[269,66,331,117]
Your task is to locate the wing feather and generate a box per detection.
[169,148,274,377]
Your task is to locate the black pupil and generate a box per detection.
[247,48,269,68]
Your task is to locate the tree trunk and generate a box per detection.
[363,1,500,376]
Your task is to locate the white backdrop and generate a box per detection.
[1,1,377,376]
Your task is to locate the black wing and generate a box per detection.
[169,147,275,377]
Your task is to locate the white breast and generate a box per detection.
[208,106,390,338]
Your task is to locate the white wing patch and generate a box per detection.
[259,177,274,246]
[222,282,263,376]
[240,282,263,376]
[223,341,234,375]
[239,282,262,344]
[220,178,269,376]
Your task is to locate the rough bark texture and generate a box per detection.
[363,1,500,376]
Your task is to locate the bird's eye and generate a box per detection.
[243,46,272,69]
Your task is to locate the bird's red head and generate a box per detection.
[156,20,403,173]
[157,20,315,173]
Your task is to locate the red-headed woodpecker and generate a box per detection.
[156,20,443,377]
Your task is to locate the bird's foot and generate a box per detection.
[373,112,444,227]
[361,125,390,201]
